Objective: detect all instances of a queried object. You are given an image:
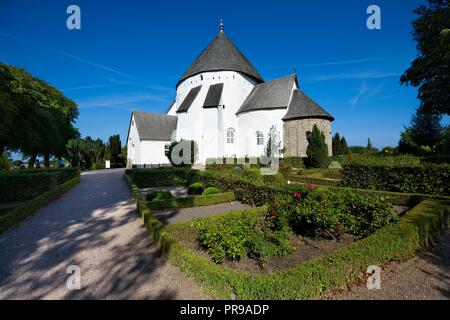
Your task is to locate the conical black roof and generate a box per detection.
[282,89,334,121]
[177,32,264,87]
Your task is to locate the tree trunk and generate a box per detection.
[28,154,37,169]
[44,153,50,168]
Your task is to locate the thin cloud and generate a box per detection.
[0,32,134,79]
[311,71,401,82]
[261,58,381,71]
[350,82,384,106]
[77,93,170,110]
[350,82,369,106]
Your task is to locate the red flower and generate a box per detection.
[293,192,302,199]
[271,210,277,217]
[307,184,317,190]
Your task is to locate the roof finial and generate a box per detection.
[219,18,224,33]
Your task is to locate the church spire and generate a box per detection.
[219,18,224,33]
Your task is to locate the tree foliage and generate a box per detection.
[332,132,349,155]
[0,62,79,166]
[107,134,122,163]
[305,125,329,168]
[400,0,450,115]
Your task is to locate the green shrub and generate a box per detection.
[188,182,204,195]
[305,125,329,168]
[282,157,305,169]
[0,168,80,202]
[247,228,292,260]
[342,162,450,195]
[146,190,173,201]
[202,187,220,195]
[194,212,259,263]
[278,160,292,176]
[273,189,394,238]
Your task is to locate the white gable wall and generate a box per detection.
[127,114,141,166]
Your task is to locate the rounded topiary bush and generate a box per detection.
[202,187,220,195]
[188,182,204,195]
[146,190,173,201]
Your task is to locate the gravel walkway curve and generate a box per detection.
[0,169,208,300]
[321,227,450,300]
[153,202,251,224]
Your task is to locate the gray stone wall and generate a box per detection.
[283,118,332,157]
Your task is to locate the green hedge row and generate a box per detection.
[0,176,80,233]
[125,172,450,299]
[125,167,196,188]
[286,175,341,187]
[342,163,450,195]
[197,171,308,206]
[0,168,80,202]
[147,192,236,210]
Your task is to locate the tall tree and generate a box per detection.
[409,109,442,150]
[332,132,342,155]
[400,0,450,115]
[306,125,329,168]
[367,138,373,150]
[0,62,79,166]
[107,135,122,163]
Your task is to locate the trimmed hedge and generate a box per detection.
[342,163,450,195]
[286,175,341,186]
[147,192,236,210]
[125,167,196,188]
[0,168,79,202]
[197,171,308,207]
[125,172,450,299]
[0,176,80,233]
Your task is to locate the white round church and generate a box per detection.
[127,22,334,167]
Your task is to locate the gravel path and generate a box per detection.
[322,227,450,300]
[0,169,208,300]
[153,202,251,224]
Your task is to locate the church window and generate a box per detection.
[256,131,264,145]
[226,128,235,144]
[200,74,203,81]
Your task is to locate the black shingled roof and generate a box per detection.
[236,74,297,115]
[177,32,263,87]
[176,85,202,113]
[282,89,334,121]
[203,83,224,108]
[132,111,177,141]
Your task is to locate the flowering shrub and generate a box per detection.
[272,189,394,238]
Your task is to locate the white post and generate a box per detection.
[105,160,111,169]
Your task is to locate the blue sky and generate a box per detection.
[0,0,439,148]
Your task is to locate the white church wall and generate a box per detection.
[236,109,287,158]
[140,140,171,164]
[127,114,141,166]
[175,71,258,163]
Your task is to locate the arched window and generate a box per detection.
[256,131,264,145]
[226,128,235,144]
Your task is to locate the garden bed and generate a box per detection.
[175,225,357,275]
[124,168,450,299]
